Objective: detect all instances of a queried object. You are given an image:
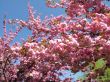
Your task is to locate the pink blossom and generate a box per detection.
[1,0,110,81]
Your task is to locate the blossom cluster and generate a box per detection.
[0,0,110,82]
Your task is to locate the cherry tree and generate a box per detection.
[0,0,110,82]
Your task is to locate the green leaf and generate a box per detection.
[105,68,110,78]
[94,58,106,70]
